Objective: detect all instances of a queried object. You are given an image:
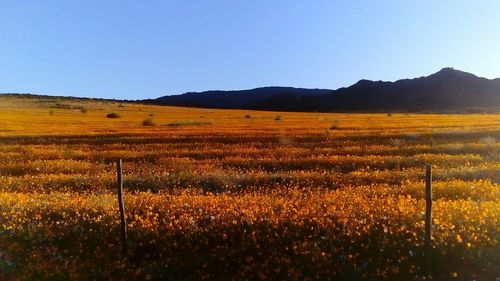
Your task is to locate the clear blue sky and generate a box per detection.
[1,1,499,100]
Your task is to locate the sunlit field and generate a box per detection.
[0,95,498,280]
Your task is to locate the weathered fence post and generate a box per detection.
[117,159,128,253]
[424,163,432,276]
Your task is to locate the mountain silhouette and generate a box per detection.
[153,68,500,112]
[151,87,330,109]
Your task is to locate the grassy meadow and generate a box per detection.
[0,95,498,280]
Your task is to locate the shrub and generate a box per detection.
[275,115,282,121]
[329,121,340,130]
[118,104,125,107]
[80,107,88,114]
[106,113,121,118]
[142,118,156,126]
[49,110,55,116]
[244,115,252,119]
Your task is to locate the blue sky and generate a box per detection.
[1,1,499,100]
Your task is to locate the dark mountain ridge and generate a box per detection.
[151,86,331,109]
[154,68,500,112]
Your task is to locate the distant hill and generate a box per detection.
[153,68,500,112]
[150,87,331,109]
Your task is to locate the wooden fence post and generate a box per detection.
[424,163,432,276]
[117,159,128,253]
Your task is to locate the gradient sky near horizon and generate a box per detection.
[1,1,499,99]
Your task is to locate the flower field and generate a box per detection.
[0,95,498,280]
